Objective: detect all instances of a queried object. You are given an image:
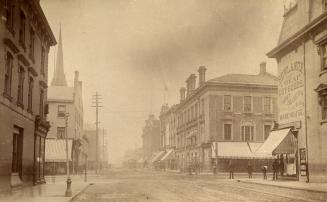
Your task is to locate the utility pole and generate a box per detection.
[64,113,72,197]
[103,128,105,171]
[92,92,103,174]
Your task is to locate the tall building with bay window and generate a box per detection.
[0,0,56,190]
[267,0,327,182]
[45,29,87,175]
[173,63,278,172]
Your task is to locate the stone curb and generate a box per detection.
[238,180,327,194]
[67,183,93,202]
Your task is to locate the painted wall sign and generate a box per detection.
[278,61,305,124]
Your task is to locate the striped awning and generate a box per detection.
[45,139,73,162]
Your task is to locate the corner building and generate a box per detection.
[268,0,327,182]
[0,0,56,190]
[175,64,278,173]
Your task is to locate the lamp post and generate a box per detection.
[65,113,72,197]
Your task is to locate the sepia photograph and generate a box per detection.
[0,0,327,201]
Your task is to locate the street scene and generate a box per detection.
[1,0,327,201]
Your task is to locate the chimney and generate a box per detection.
[186,74,196,96]
[259,62,266,75]
[74,71,79,87]
[198,66,207,86]
[180,87,186,103]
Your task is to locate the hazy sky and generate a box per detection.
[40,0,284,164]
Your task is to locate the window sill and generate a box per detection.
[319,69,327,77]
[320,120,327,125]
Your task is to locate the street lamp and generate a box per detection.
[65,113,72,197]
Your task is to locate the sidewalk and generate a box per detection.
[0,175,91,202]
[239,178,327,193]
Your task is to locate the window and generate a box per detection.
[195,103,198,117]
[5,0,15,32]
[27,77,33,113]
[29,28,35,60]
[41,46,45,75]
[263,97,271,113]
[321,94,327,120]
[224,123,232,140]
[17,66,25,107]
[264,125,271,140]
[19,11,26,48]
[4,52,13,97]
[39,89,44,118]
[58,105,66,117]
[223,95,232,111]
[244,96,252,112]
[321,44,327,71]
[201,99,204,115]
[12,127,23,178]
[241,125,254,141]
[57,127,66,139]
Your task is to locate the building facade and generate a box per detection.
[141,114,161,160]
[0,0,56,189]
[84,129,108,171]
[45,29,86,175]
[267,0,327,182]
[174,64,278,172]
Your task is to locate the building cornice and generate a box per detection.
[267,12,327,58]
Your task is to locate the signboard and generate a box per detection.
[278,61,305,124]
[299,148,307,176]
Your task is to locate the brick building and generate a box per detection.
[267,0,327,182]
[45,29,86,175]
[174,64,278,172]
[0,0,56,190]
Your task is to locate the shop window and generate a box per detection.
[241,125,254,141]
[223,95,232,111]
[4,52,13,98]
[223,123,232,140]
[244,96,252,112]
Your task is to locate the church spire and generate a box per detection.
[51,26,67,86]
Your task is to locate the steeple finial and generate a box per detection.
[51,25,67,86]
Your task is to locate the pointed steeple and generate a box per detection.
[51,26,67,86]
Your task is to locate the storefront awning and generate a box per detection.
[45,139,73,162]
[256,128,296,155]
[212,142,272,159]
[160,149,174,161]
[151,151,165,163]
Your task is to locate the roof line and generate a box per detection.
[267,12,327,58]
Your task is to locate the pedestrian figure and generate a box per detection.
[262,165,267,180]
[247,161,253,179]
[279,159,284,176]
[272,159,279,180]
[212,160,217,175]
[228,160,234,179]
